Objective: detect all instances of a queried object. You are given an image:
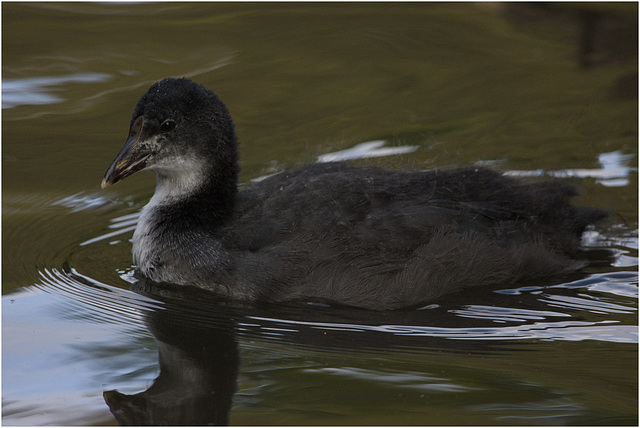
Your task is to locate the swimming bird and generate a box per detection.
[101,77,607,310]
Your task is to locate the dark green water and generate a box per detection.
[2,3,637,425]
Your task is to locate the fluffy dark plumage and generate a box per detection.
[102,77,607,310]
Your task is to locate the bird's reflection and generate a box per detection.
[103,279,240,426]
[101,276,498,426]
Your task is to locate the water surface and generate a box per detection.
[3,3,637,425]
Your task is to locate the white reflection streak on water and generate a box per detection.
[2,73,112,108]
[305,367,479,393]
[317,140,419,162]
[504,150,636,187]
[80,212,139,246]
[52,192,113,212]
[247,316,638,343]
[539,294,637,314]
[450,305,571,322]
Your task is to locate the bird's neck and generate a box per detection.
[146,164,239,232]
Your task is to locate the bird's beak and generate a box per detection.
[101,116,150,189]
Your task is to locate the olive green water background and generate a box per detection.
[2,2,638,425]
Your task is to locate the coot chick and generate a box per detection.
[102,77,607,310]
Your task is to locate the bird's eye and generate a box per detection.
[160,119,176,132]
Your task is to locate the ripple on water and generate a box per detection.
[32,266,163,329]
[15,257,638,351]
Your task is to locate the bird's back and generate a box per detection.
[219,162,606,309]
